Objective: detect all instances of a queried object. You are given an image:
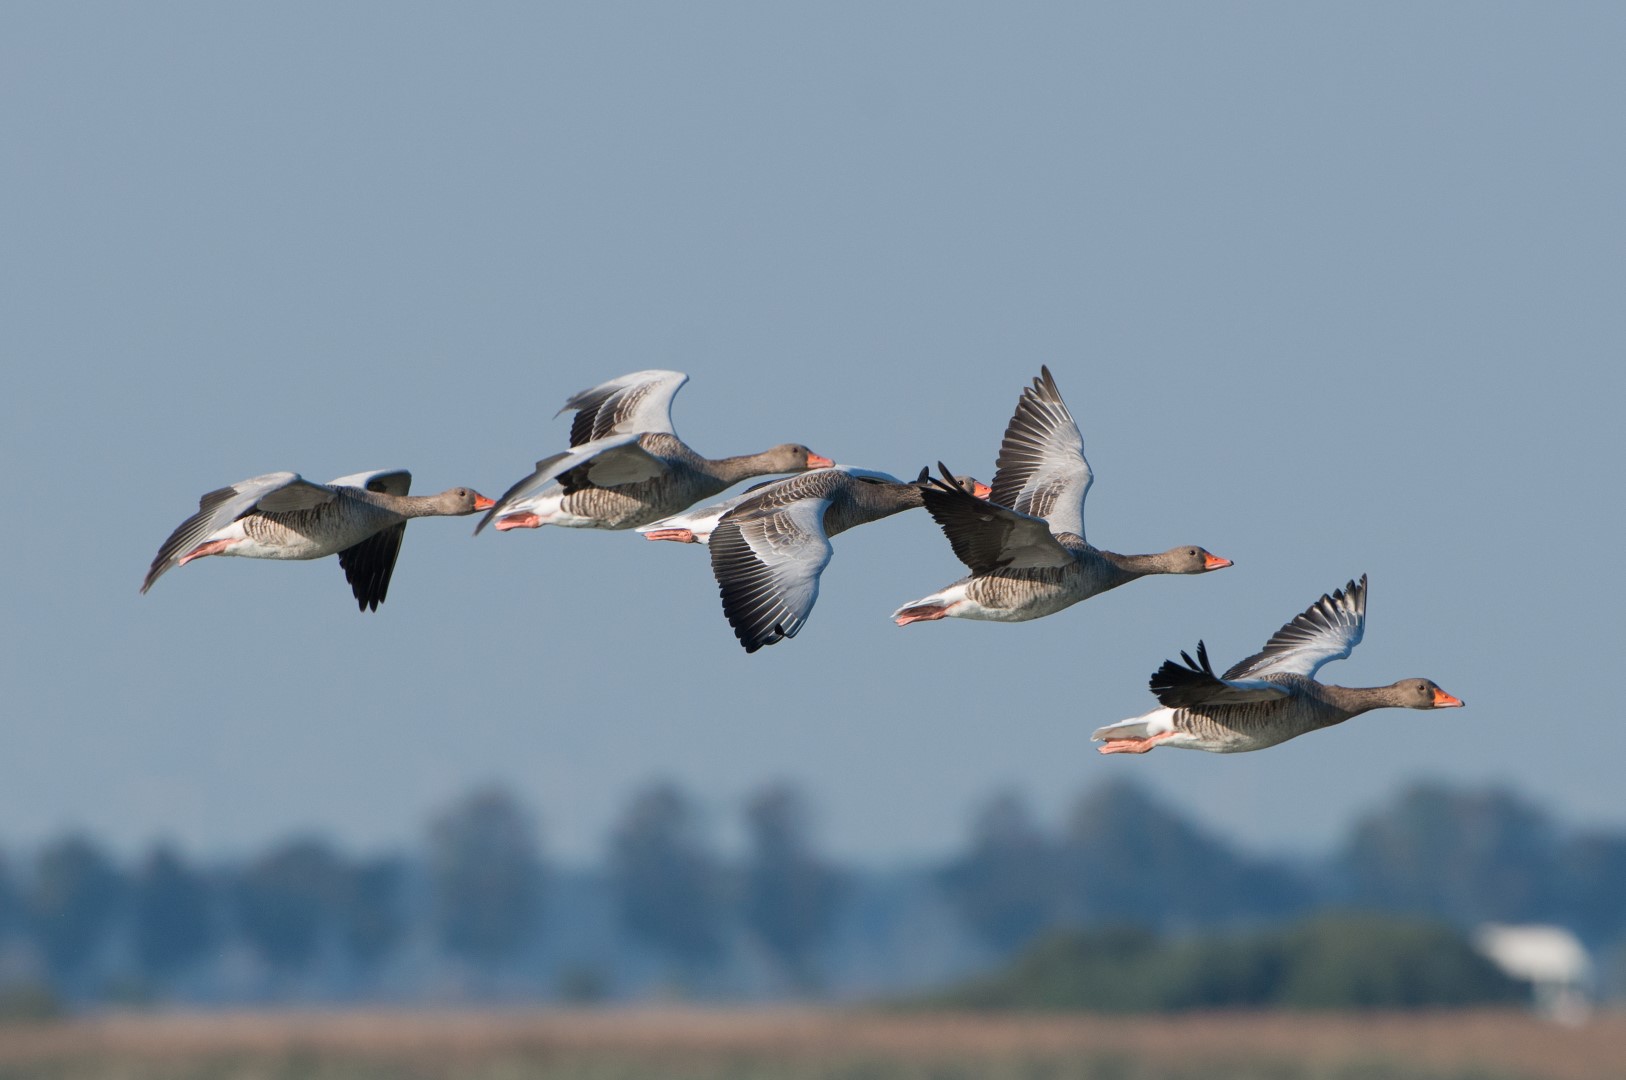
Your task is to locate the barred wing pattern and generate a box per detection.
[1224,575,1368,681]
[475,433,667,533]
[921,467,1072,573]
[1147,640,1292,709]
[708,492,836,653]
[558,370,688,447]
[141,472,330,593]
[990,366,1092,540]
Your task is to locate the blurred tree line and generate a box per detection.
[0,777,1621,1008]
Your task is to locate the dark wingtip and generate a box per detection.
[922,461,959,494]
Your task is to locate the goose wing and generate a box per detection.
[142,472,332,593]
[476,433,669,533]
[989,366,1093,540]
[922,465,1072,572]
[1224,575,1368,681]
[327,470,414,613]
[327,469,412,496]
[1148,640,1293,708]
[559,369,688,446]
[707,481,839,653]
[641,466,895,546]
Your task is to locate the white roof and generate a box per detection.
[1474,923,1592,983]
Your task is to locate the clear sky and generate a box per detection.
[3,3,1623,865]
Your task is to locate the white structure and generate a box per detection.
[1473,923,1592,1024]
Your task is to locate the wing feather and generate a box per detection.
[922,465,1072,572]
[558,370,688,446]
[1148,641,1292,708]
[708,494,835,653]
[989,366,1092,539]
[476,434,669,533]
[336,524,406,612]
[1224,575,1368,681]
[141,472,326,593]
[327,469,412,496]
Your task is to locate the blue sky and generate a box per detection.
[3,3,1623,864]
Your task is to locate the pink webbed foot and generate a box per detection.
[177,538,243,566]
[644,528,698,543]
[894,605,949,627]
[1096,732,1175,755]
[493,512,542,531]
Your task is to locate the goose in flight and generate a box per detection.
[142,470,493,611]
[893,367,1229,626]
[478,370,831,534]
[1092,575,1464,754]
[645,466,988,652]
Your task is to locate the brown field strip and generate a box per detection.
[0,1007,1621,1080]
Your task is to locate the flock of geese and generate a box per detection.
[142,367,1463,755]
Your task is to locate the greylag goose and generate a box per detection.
[644,466,989,652]
[142,470,494,611]
[1092,575,1464,754]
[477,370,832,534]
[892,367,1230,626]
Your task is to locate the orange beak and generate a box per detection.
[1204,554,1233,570]
[1431,688,1465,708]
[473,494,496,511]
[806,453,835,469]
[972,481,993,500]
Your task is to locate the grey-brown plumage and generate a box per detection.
[142,470,492,611]
[477,369,831,533]
[1093,575,1465,754]
[699,467,986,653]
[892,375,1232,625]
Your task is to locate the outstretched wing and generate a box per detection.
[326,470,414,612]
[923,464,1072,573]
[1148,640,1292,708]
[476,433,669,533]
[1224,575,1368,681]
[989,366,1093,539]
[708,491,836,653]
[558,370,688,446]
[142,472,330,593]
[327,469,412,496]
[641,466,891,546]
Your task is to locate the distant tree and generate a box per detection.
[130,843,215,982]
[1273,914,1527,1009]
[741,782,843,987]
[1555,832,1626,946]
[610,781,727,969]
[0,854,20,942]
[233,837,346,973]
[939,790,1059,952]
[427,788,543,967]
[29,834,124,985]
[937,914,1526,1012]
[340,855,408,968]
[1061,780,1311,930]
[1338,783,1560,925]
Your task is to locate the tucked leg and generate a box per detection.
[894,605,949,626]
[1097,731,1176,755]
[178,538,244,565]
